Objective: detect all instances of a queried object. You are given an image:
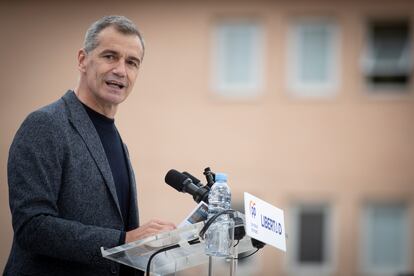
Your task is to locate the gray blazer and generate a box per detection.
[4,91,140,276]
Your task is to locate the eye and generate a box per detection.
[127,59,140,68]
[103,54,116,61]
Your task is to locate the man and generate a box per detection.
[4,15,175,276]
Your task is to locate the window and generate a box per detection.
[361,202,411,275]
[287,18,340,97]
[299,210,325,263]
[362,19,412,90]
[288,203,335,276]
[212,20,263,98]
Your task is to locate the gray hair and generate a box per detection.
[83,15,145,57]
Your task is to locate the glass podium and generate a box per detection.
[101,213,255,275]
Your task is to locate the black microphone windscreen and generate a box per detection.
[165,169,188,192]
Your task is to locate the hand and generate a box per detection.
[125,219,176,243]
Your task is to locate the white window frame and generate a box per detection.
[211,19,264,99]
[287,18,341,98]
[360,201,411,276]
[287,203,336,276]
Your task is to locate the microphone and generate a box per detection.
[165,169,209,204]
[182,171,203,187]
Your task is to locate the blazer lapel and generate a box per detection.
[61,91,123,223]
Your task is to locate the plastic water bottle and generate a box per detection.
[205,173,234,257]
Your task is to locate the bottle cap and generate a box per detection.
[215,173,227,182]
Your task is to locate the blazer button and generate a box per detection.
[110,266,117,274]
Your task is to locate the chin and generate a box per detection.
[103,91,128,105]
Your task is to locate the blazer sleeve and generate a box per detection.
[8,110,122,267]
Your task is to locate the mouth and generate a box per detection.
[105,80,126,90]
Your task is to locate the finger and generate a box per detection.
[144,220,176,230]
[145,224,176,236]
[147,219,177,228]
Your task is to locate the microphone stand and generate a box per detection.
[206,221,239,276]
[208,256,213,276]
[207,237,238,276]
[230,237,238,276]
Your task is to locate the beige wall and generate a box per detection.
[1,1,414,275]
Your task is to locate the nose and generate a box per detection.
[112,59,126,78]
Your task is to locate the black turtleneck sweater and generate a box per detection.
[82,104,139,276]
[82,103,131,232]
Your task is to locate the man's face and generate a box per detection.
[78,26,143,108]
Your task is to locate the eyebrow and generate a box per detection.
[100,49,141,64]
[99,49,118,56]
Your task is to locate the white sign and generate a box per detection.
[244,192,286,252]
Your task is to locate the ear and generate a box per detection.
[77,49,88,73]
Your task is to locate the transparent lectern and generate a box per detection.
[101,212,256,275]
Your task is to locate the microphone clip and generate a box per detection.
[203,167,215,188]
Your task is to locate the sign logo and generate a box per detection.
[249,200,257,218]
